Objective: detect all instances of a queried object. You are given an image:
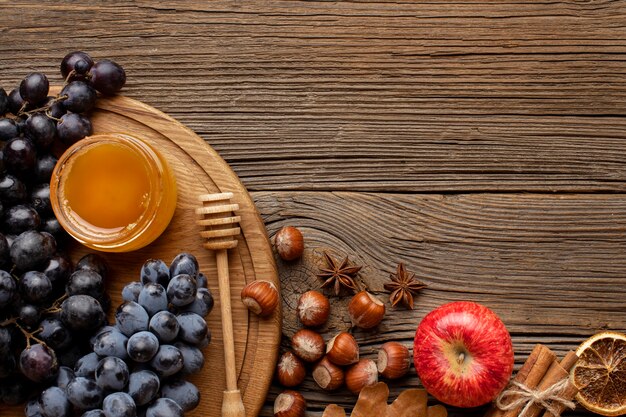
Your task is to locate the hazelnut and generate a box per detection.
[348,291,385,329]
[377,342,410,379]
[274,226,304,261]
[274,390,305,417]
[277,351,306,387]
[326,332,359,366]
[241,280,279,317]
[345,358,378,394]
[312,356,344,391]
[297,290,330,327]
[291,329,325,362]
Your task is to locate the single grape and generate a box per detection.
[60,81,97,113]
[60,51,94,78]
[0,270,17,308]
[25,113,56,151]
[180,287,214,317]
[8,88,25,114]
[31,183,52,217]
[60,294,106,332]
[169,253,199,279]
[174,342,204,375]
[90,59,126,95]
[74,352,101,378]
[0,88,7,115]
[161,379,200,412]
[138,283,167,316]
[10,230,56,271]
[0,117,19,141]
[57,113,92,145]
[4,204,40,235]
[20,343,58,382]
[74,59,91,75]
[20,73,49,104]
[145,398,183,417]
[93,328,129,360]
[55,366,75,390]
[38,386,70,417]
[115,301,149,337]
[66,376,104,410]
[35,154,58,183]
[18,304,41,328]
[149,344,183,377]
[95,356,129,391]
[196,272,208,288]
[76,253,108,279]
[43,255,72,289]
[20,271,52,303]
[176,312,208,346]
[3,136,37,178]
[121,281,142,302]
[127,370,160,406]
[39,317,72,351]
[0,174,28,204]
[66,269,104,299]
[25,397,42,417]
[127,331,159,363]
[148,310,179,343]
[139,259,170,287]
[102,392,136,417]
[166,274,197,307]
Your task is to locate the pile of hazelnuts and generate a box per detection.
[241,226,414,417]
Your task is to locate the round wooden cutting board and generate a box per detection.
[2,92,281,417]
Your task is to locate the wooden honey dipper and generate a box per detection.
[196,192,245,417]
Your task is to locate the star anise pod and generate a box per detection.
[384,263,427,309]
[317,251,362,296]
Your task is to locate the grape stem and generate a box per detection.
[0,317,46,348]
[18,94,68,118]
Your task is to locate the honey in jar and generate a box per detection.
[50,134,177,252]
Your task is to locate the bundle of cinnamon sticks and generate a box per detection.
[485,344,579,417]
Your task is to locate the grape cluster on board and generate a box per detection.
[26,253,214,417]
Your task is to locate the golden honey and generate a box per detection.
[50,134,177,252]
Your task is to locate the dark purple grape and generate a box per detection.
[55,366,74,390]
[115,301,149,337]
[93,328,128,360]
[95,356,129,391]
[4,204,41,235]
[148,310,179,343]
[122,281,142,302]
[174,342,204,375]
[0,270,17,308]
[76,253,108,279]
[146,398,182,417]
[38,386,70,417]
[74,352,101,378]
[66,376,104,410]
[127,331,159,363]
[8,88,26,114]
[90,59,126,95]
[35,154,58,183]
[161,379,200,412]
[180,287,214,317]
[20,73,49,103]
[196,272,208,289]
[31,183,52,217]
[60,294,105,332]
[57,113,92,145]
[66,269,104,298]
[138,283,167,316]
[25,113,56,151]
[20,271,52,303]
[10,230,57,271]
[61,51,94,78]
[176,312,208,346]
[140,258,170,287]
[0,88,7,115]
[42,255,72,288]
[127,370,159,406]
[149,344,183,377]
[19,343,58,382]
[169,253,199,279]
[60,81,97,113]
[39,317,72,351]
[0,117,19,141]
[74,59,91,75]
[166,274,197,307]
[18,304,41,328]
[0,174,27,204]
[102,392,136,417]
[3,136,37,178]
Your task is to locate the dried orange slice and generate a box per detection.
[571,331,626,416]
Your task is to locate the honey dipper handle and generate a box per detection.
[216,248,246,417]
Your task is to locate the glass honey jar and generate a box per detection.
[50,133,177,252]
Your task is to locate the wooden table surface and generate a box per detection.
[3,1,626,417]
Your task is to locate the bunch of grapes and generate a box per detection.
[27,253,214,417]
[0,253,110,405]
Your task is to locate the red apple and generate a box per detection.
[413,301,514,408]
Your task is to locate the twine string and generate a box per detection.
[495,380,576,417]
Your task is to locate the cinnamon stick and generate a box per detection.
[539,352,579,417]
[486,344,555,417]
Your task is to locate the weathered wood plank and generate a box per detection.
[254,191,626,415]
[1,1,625,192]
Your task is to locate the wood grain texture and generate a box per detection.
[1,0,625,416]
